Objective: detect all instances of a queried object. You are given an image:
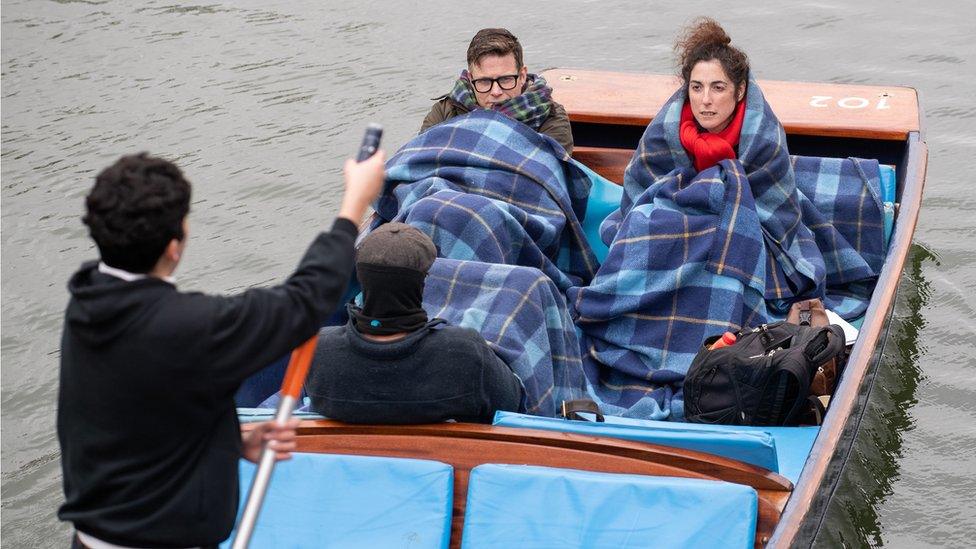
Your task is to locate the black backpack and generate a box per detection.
[684,321,845,426]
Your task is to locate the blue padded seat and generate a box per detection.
[879,164,896,248]
[493,411,818,483]
[221,453,453,549]
[461,464,757,549]
[575,160,622,263]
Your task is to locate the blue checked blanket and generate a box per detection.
[567,77,883,420]
[375,110,599,290]
[611,77,826,304]
[570,161,773,420]
[423,258,589,417]
[792,155,886,318]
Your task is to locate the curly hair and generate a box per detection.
[466,28,523,69]
[675,17,750,97]
[83,153,191,273]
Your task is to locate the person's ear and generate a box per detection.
[736,84,746,102]
[166,238,183,263]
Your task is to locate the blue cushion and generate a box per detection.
[879,164,896,249]
[576,160,623,263]
[461,464,757,549]
[493,411,778,471]
[221,453,453,549]
[493,411,818,483]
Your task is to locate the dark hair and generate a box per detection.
[83,153,191,273]
[466,28,523,69]
[675,17,749,97]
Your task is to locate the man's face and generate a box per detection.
[469,53,528,109]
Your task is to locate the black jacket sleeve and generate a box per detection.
[206,218,359,395]
[478,344,525,421]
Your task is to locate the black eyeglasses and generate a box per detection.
[470,74,520,93]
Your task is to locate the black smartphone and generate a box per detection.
[356,123,383,162]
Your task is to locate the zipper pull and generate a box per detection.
[759,324,773,349]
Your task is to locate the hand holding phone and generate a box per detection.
[338,124,386,222]
[356,123,383,162]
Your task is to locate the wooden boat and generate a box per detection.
[237,69,927,548]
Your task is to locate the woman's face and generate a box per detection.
[688,59,745,133]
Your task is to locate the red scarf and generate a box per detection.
[679,98,746,172]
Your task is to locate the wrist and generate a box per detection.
[338,198,371,222]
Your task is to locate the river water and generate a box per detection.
[2,1,974,547]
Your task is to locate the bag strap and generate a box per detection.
[803,325,845,365]
[753,353,814,426]
[804,395,827,426]
[560,399,605,422]
[798,301,813,326]
[787,298,829,327]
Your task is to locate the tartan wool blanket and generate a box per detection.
[567,78,832,420]
[422,258,589,417]
[375,110,599,290]
[792,155,886,319]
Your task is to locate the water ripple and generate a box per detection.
[3,1,976,547]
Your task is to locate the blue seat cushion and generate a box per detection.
[461,464,757,549]
[575,160,622,264]
[879,164,896,249]
[493,411,818,483]
[221,453,453,549]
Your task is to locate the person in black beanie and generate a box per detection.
[305,222,524,424]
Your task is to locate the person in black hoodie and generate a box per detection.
[57,150,384,548]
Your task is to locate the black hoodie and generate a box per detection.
[57,218,357,547]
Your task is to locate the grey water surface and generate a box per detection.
[3,1,974,547]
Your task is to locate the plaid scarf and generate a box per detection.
[448,70,553,130]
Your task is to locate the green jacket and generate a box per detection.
[419,96,574,155]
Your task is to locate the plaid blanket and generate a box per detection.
[612,77,826,303]
[423,258,589,417]
[793,155,886,318]
[568,78,831,420]
[376,109,598,290]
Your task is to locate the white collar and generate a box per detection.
[98,262,176,285]
[76,530,199,549]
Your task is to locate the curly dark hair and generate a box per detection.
[675,17,750,97]
[83,153,191,273]
[466,28,523,69]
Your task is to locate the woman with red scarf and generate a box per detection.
[675,18,750,172]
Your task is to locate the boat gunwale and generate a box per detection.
[276,420,792,548]
[767,132,928,547]
[541,67,921,141]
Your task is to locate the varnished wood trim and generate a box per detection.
[292,421,792,491]
[572,146,632,184]
[284,420,791,548]
[767,136,928,547]
[544,68,920,140]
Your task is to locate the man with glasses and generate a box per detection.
[420,28,573,154]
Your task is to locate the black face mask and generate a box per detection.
[350,263,429,335]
